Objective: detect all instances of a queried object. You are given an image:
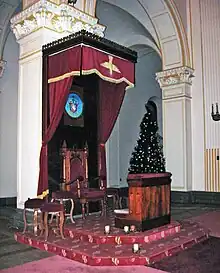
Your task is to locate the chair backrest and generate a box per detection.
[60,142,88,192]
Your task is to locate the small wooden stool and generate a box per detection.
[40,203,65,241]
[23,198,45,236]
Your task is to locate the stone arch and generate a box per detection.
[0,0,191,71]
[98,0,190,70]
[0,1,21,59]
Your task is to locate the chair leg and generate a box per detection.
[22,209,27,234]
[119,197,123,209]
[101,197,107,217]
[100,200,104,216]
[104,196,107,216]
[115,194,120,209]
[69,199,75,224]
[44,212,49,241]
[81,203,86,220]
[86,202,89,216]
[59,211,65,239]
[40,212,44,237]
[33,209,38,236]
[49,199,56,224]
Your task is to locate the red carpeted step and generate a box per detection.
[64,214,181,245]
[14,220,209,267]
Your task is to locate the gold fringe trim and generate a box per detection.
[81,69,134,90]
[37,189,49,199]
[48,71,81,83]
[48,69,134,90]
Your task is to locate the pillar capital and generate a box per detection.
[10,0,105,41]
[156,66,194,88]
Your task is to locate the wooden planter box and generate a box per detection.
[115,172,172,231]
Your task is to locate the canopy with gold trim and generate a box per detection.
[37,33,136,199]
[47,45,135,88]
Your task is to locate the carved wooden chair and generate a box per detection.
[52,142,106,220]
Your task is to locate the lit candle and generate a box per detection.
[124,226,129,233]
[130,225,136,232]
[133,243,139,253]
[104,225,110,234]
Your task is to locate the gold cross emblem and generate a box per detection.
[101,55,121,75]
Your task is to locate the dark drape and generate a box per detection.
[98,80,127,187]
[37,46,81,198]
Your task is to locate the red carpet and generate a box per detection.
[191,210,220,238]
[14,214,209,266]
[0,255,168,273]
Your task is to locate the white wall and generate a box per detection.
[190,0,220,192]
[0,31,19,198]
[200,0,220,149]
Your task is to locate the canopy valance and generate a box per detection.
[47,44,135,89]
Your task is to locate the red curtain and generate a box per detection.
[99,80,127,186]
[37,46,81,198]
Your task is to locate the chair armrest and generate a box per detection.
[60,176,84,186]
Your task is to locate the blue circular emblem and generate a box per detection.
[65,93,83,119]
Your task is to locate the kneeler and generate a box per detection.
[52,144,106,220]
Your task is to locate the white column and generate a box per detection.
[11,0,105,208]
[16,30,61,208]
[156,67,194,191]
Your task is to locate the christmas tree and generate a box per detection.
[128,107,166,174]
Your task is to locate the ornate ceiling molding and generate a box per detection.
[10,0,105,41]
[156,66,194,88]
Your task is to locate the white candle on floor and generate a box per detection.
[124,226,129,233]
[105,225,110,234]
[133,243,139,253]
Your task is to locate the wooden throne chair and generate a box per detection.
[52,141,106,221]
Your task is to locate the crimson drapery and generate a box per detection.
[81,46,134,88]
[37,46,81,198]
[81,46,135,187]
[38,44,135,197]
[98,80,127,185]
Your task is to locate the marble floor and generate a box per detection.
[0,205,219,271]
